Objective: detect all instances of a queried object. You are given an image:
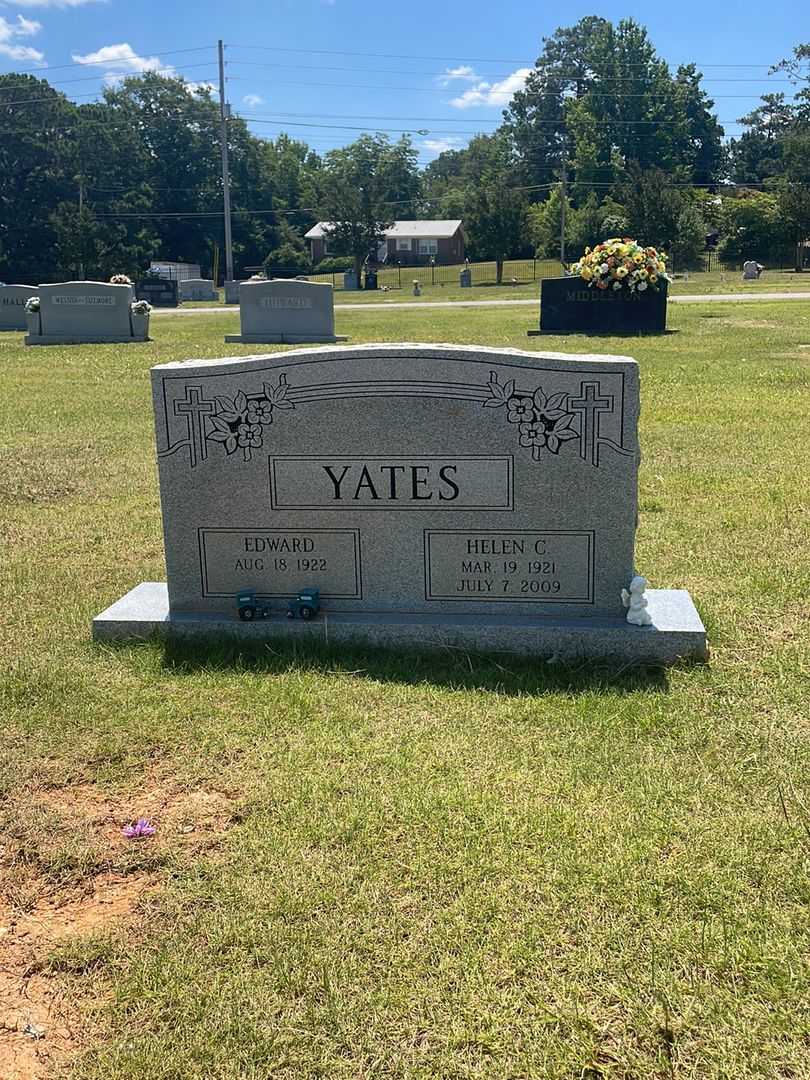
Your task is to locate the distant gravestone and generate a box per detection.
[94,343,706,662]
[136,277,178,307]
[534,278,668,335]
[343,270,360,291]
[178,278,218,301]
[224,280,244,304]
[25,281,148,345]
[0,284,37,331]
[225,279,347,345]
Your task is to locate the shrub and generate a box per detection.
[263,244,311,275]
[314,256,354,273]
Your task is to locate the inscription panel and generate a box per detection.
[425,530,594,603]
[199,528,361,598]
[270,456,513,511]
[52,295,116,306]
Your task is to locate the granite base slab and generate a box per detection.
[93,582,707,665]
[25,334,149,345]
[224,333,349,344]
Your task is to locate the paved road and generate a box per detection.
[153,291,810,316]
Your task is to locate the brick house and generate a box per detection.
[305,220,465,267]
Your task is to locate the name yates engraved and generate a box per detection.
[270,456,513,510]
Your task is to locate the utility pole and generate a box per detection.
[78,175,85,279]
[559,137,568,269]
[218,40,234,284]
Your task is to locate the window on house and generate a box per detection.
[397,238,411,251]
[418,239,438,255]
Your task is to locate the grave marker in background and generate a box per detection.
[225,279,347,345]
[178,278,218,301]
[25,281,148,345]
[0,284,37,331]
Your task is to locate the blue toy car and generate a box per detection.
[287,587,320,620]
[236,588,271,621]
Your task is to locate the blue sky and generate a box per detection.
[0,0,805,164]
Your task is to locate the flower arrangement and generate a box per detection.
[25,296,40,313]
[571,239,669,293]
[131,299,152,315]
[110,274,133,285]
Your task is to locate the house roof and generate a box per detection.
[305,220,463,240]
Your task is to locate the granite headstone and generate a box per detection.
[94,343,706,662]
[136,277,179,308]
[532,277,668,335]
[224,279,347,345]
[0,284,37,331]
[224,280,245,304]
[25,281,147,345]
[178,278,218,301]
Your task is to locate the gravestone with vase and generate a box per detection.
[0,284,37,331]
[25,281,149,345]
[94,343,706,663]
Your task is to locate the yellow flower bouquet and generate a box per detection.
[571,239,670,293]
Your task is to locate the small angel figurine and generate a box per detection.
[621,575,652,626]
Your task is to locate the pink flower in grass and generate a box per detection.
[122,818,156,839]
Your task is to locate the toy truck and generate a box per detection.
[287,587,320,620]
[236,588,272,621]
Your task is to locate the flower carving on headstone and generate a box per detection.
[206,373,294,461]
[484,372,580,461]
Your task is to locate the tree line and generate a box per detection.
[1,18,808,284]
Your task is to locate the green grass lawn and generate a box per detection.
[1,303,809,1079]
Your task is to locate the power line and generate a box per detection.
[0,62,217,94]
[2,45,214,78]
[226,43,786,68]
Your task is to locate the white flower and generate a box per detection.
[612,281,622,290]
[599,263,609,275]
[637,281,648,292]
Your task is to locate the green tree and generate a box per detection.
[727,94,794,185]
[526,186,572,259]
[716,191,792,264]
[502,18,724,195]
[317,135,419,280]
[0,75,78,281]
[457,135,527,282]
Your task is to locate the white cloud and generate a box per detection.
[71,42,175,83]
[0,13,44,62]
[449,67,531,109]
[437,64,478,88]
[423,137,464,155]
[4,0,105,8]
[243,93,263,107]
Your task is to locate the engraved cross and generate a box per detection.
[570,381,612,467]
[174,385,215,467]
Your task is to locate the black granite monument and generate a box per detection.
[532,277,668,335]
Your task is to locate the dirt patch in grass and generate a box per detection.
[0,777,240,1077]
[0,871,149,1080]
